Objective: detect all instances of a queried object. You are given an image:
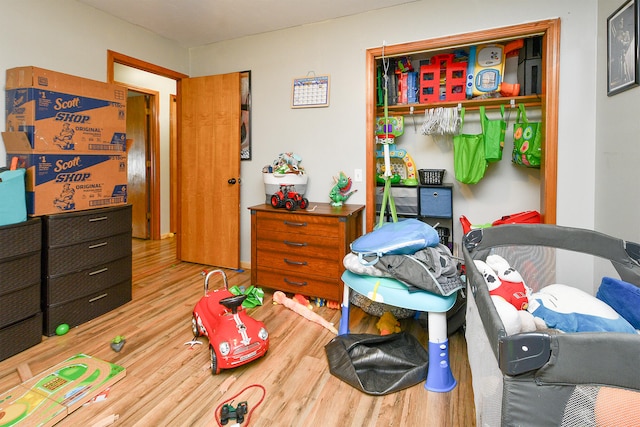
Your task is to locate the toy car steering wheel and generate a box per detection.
[219,294,247,314]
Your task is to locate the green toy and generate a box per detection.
[329,171,357,207]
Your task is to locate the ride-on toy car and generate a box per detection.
[191,269,269,374]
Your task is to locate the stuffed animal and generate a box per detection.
[485,255,531,310]
[376,311,401,335]
[474,259,537,334]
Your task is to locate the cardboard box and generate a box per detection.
[3,132,127,216]
[5,66,127,152]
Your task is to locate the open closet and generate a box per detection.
[365,19,560,254]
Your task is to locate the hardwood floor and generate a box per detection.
[0,237,476,426]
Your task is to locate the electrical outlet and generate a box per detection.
[354,169,362,182]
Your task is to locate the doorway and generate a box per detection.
[108,50,186,241]
[126,89,157,239]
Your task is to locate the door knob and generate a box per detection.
[228,178,237,184]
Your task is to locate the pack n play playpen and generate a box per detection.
[462,224,640,426]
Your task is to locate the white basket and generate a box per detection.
[263,172,308,202]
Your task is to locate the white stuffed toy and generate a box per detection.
[474,258,537,334]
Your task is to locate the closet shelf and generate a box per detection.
[377,94,542,116]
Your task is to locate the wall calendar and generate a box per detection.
[291,75,330,108]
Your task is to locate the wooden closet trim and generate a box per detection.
[365,19,560,231]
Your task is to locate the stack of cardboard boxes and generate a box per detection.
[3,66,128,216]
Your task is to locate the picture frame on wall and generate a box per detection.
[607,0,640,96]
[241,70,251,160]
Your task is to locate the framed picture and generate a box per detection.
[607,0,640,96]
[240,70,251,160]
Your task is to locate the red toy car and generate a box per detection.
[191,269,269,374]
[270,185,309,211]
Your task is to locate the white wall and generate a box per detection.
[596,0,640,243]
[189,0,598,265]
[0,0,188,165]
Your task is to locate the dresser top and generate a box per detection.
[249,202,364,218]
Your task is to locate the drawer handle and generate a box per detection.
[89,267,108,276]
[284,277,307,287]
[89,242,108,249]
[283,220,307,227]
[284,258,308,266]
[284,240,307,247]
[89,216,109,222]
[432,192,439,197]
[89,293,108,303]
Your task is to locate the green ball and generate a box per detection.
[55,323,69,336]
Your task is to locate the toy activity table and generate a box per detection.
[339,270,458,392]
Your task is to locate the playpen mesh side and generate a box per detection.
[560,385,640,426]
[465,287,503,427]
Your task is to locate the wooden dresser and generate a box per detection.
[250,203,364,302]
[42,204,132,336]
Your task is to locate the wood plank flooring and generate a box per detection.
[0,237,476,426]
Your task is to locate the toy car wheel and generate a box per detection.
[285,199,295,211]
[270,194,281,208]
[210,346,220,375]
[191,314,200,337]
[300,198,309,209]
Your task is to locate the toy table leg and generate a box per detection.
[338,284,350,335]
[424,311,457,392]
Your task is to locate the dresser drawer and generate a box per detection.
[0,312,42,362]
[44,204,132,247]
[0,251,41,296]
[0,217,41,261]
[0,282,40,329]
[255,213,340,237]
[44,279,132,336]
[419,186,452,217]
[256,249,342,278]
[44,255,132,305]
[256,229,340,255]
[44,231,131,276]
[256,269,341,302]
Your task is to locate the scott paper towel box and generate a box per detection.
[5,66,127,152]
[3,132,127,216]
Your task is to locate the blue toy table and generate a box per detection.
[339,270,458,392]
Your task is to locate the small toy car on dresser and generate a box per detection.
[270,184,309,211]
[191,269,269,374]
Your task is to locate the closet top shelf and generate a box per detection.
[378,94,542,115]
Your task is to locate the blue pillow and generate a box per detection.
[597,277,640,330]
[529,284,637,334]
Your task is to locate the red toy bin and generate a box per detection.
[419,63,440,103]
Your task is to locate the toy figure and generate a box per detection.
[329,171,357,207]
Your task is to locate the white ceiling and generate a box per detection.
[76,0,418,48]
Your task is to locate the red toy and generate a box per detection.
[191,269,269,375]
[270,184,308,211]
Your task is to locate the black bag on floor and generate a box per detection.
[325,332,429,395]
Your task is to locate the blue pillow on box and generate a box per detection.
[597,277,640,330]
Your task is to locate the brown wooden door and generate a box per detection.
[127,93,150,239]
[179,73,241,268]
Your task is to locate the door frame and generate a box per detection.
[107,50,188,242]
